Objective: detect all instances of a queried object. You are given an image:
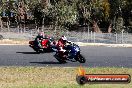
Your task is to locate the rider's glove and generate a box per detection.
[60,47,66,52]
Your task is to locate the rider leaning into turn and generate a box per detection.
[35,32,53,48]
[57,36,71,60]
[34,32,45,48]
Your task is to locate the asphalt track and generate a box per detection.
[0,45,132,67]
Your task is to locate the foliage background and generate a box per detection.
[0,0,132,32]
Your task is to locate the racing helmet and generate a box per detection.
[61,36,67,43]
[38,32,44,37]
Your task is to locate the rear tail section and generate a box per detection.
[29,41,34,45]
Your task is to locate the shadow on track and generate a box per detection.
[16,51,55,54]
[30,61,62,64]
[16,52,39,54]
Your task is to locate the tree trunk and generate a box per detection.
[0,16,3,30]
[108,23,112,33]
[93,21,102,33]
[115,17,124,33]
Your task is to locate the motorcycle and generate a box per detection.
[29,37,56,53]
[54,42,86,63]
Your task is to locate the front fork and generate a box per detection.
[74,52,81,61]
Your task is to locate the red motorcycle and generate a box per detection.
[29,38,56,53]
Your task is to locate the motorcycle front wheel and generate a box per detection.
[77,54,86,63]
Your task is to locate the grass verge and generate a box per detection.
[0,67,132,88]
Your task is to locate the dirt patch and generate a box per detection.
[0,39,28,45]
[0,39,132,48]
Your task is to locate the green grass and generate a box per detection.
[8,83,132,88]
[0,67,132,88]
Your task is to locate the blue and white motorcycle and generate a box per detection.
[54,42,86,63]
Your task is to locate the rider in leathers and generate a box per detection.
[34,32,45,48]
[57,36,71,60]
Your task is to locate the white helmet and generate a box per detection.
[61,36,67,41]
[38,32,44,37]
